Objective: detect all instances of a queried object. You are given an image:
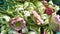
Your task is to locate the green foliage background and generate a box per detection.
[0,0,60,10]
[0,0,60,34]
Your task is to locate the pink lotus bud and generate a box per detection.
[32,10,44,25]
[45,7,54,15]
[54,15,60,24]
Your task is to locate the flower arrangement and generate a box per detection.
[0,0,60,34]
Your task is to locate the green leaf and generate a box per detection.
[1,25,6,31]
[22,27,28,33]
[1,30,7,34]
[27,31,37,34]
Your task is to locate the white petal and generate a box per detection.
[28,31,37,34]
[15,7,24,12]
[18,7,24,10]
[56,5,60,11]
[22,27,28,33]
[41,14,47,20]
[24,11,30,17]
[3,16,10,22]
[49,0,53,5]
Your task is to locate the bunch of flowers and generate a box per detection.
[0,0,60,34]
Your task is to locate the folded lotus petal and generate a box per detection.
[32,10,44,25]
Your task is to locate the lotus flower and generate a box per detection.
[43,0,54,15]
[45,7,54,15]
[53,15,60,24]
[9,17,26,31]
[52,14,60,31]
[32,10,44,25]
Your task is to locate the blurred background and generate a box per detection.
[0,0,60,15]
[0,0,60,9]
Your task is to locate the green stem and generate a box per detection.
[49,15,52,34]
[18,12,24,18]
[30,16,36,23]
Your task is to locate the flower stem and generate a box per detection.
[41,27,44,34]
